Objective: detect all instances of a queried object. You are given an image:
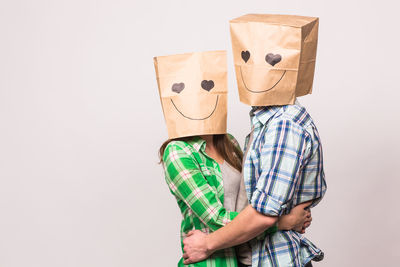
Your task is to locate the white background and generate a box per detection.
[1,0,399,266]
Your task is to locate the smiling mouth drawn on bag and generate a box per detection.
[170,95,219,120]
[239,66,286,93]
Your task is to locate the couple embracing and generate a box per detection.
[154,14,327,267]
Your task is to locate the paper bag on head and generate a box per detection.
[154,51,228,139]
[230,14,319,106]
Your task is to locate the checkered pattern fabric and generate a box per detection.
[243,102,327,267]
[163,136,240,267]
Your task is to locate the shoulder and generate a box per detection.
[262,106,312,144]
[163,140,195,162]
[269,104,314,132]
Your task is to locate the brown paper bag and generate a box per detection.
[230,14,319,106]
[154,51,228,139]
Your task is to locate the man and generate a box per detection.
[182,14,327,267]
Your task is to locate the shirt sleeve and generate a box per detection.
[250,119,310,216]
[163,142,238,232]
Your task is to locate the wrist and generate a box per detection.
[205,234,216,254]
[278,214,294,230]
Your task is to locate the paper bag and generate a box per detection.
[154,51,228,139]
[230,14,319,106]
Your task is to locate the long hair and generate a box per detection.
[159,134,243,172]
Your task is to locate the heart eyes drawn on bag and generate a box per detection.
[171,83,185,93]
[265,53,282,66]
[241,51,250,63]
[241,50,283,67]
[171,81,215,93]
[201,80,214,91]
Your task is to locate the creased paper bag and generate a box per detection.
[230,14,319,106]
[154,51,228,139]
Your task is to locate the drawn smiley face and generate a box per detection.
[154,50,228,138]
[239,50,287,93]
[169,79,219,120]
[230,14,318,106]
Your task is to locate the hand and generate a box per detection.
[301,212,312,234]
[277,201,312,233]
[182,230,212,264]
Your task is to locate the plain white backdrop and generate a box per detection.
[1,0,399,266]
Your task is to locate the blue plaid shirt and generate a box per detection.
[243,102,327,267]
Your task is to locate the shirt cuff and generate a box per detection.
[227,211,239,224]
[250,188,284,216]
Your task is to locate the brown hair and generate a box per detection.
[159,134,243,172]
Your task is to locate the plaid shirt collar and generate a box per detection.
[250,105,283,128]
[187,136,206,152]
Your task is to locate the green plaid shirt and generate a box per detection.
[163,136,239,267]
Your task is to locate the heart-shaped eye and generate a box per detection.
[171,82,185,93]
[241,50,250,63]
[201,80,214,91]
[265,53,282,66]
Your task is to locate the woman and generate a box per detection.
[160,133,311,267]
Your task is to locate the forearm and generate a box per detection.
[206,205,277,252]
